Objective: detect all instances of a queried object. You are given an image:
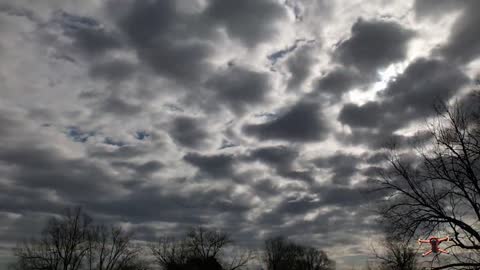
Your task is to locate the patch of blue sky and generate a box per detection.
[54,10,100,32]
[135,131,150,140]
[65,126,94,143]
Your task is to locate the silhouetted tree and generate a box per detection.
[11,207,144,270]
[184,256,223,270]
[150,236,189,269]
[151,227,254,270]
[372,235,419,270]
[301,246,334,270]
[263,236,334,270]
[85,225,142,270]
[376,95,480,269]
[186,227,232,261]
[225,248,255,270]
[13,207,92,270]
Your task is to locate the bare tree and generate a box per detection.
[151,227,254,270]
[264,236,289,270]
[376,97,480,269]
[225,248,255,270]
[186,227,232,260]
[263,236,334,270]
[372,236,419,270]
[12,207,144,270]
[302,247,335,270]
[150,236,189,269]
[13,207,92,270]
[85,225,141,270]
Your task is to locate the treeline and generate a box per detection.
[9,207,335,270]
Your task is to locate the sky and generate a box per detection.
[0,0,479,268]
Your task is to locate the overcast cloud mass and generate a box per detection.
[0,0,479,268]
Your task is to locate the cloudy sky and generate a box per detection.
[0,0,479,268]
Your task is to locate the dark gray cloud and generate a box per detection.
[248,145,298,167]
[314,185,382,207]
[243,101,329,142]
[256,195,320,226]
[255,183,385,247]
[334,18,414,74]
[0,113,21,138]
[246,145,314,182]
[0,212,53,252]
[108,0,214,83]
[364,152,388,165]
[338,101,383,129]
[436,1,480,64]
[285,45,317,90]
[313,152,361,185]
[168,116,209,149]
[90,184,251,224]
[250,178,283,197]
[87,143,152,159]
[310,17,414,101]
[56,11,123,57]
[272,195,319,215]
[280,170,315,183]
[314,67,364,99]
[0,3,41,40]
[379,58,468,105]
[111,160,164,177]
[95,94,143,116]
[414,0,480,64]
[0,181,68,215]
[183,152,235,179]
[361,166,382,178]
[339,58,469,132]
[206,65,272,114]
[413,0,465,19]
[338,129,434,150]
[102,0,286,84]
[458,90,480,117]
[204,0,287,47]
[136,160,164,174]
[89,59,136,82]
[267,39,318,91]
[0,143,125,204]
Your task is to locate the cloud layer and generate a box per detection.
[0,0,478,268]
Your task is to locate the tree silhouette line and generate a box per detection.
[9,207,334,270]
